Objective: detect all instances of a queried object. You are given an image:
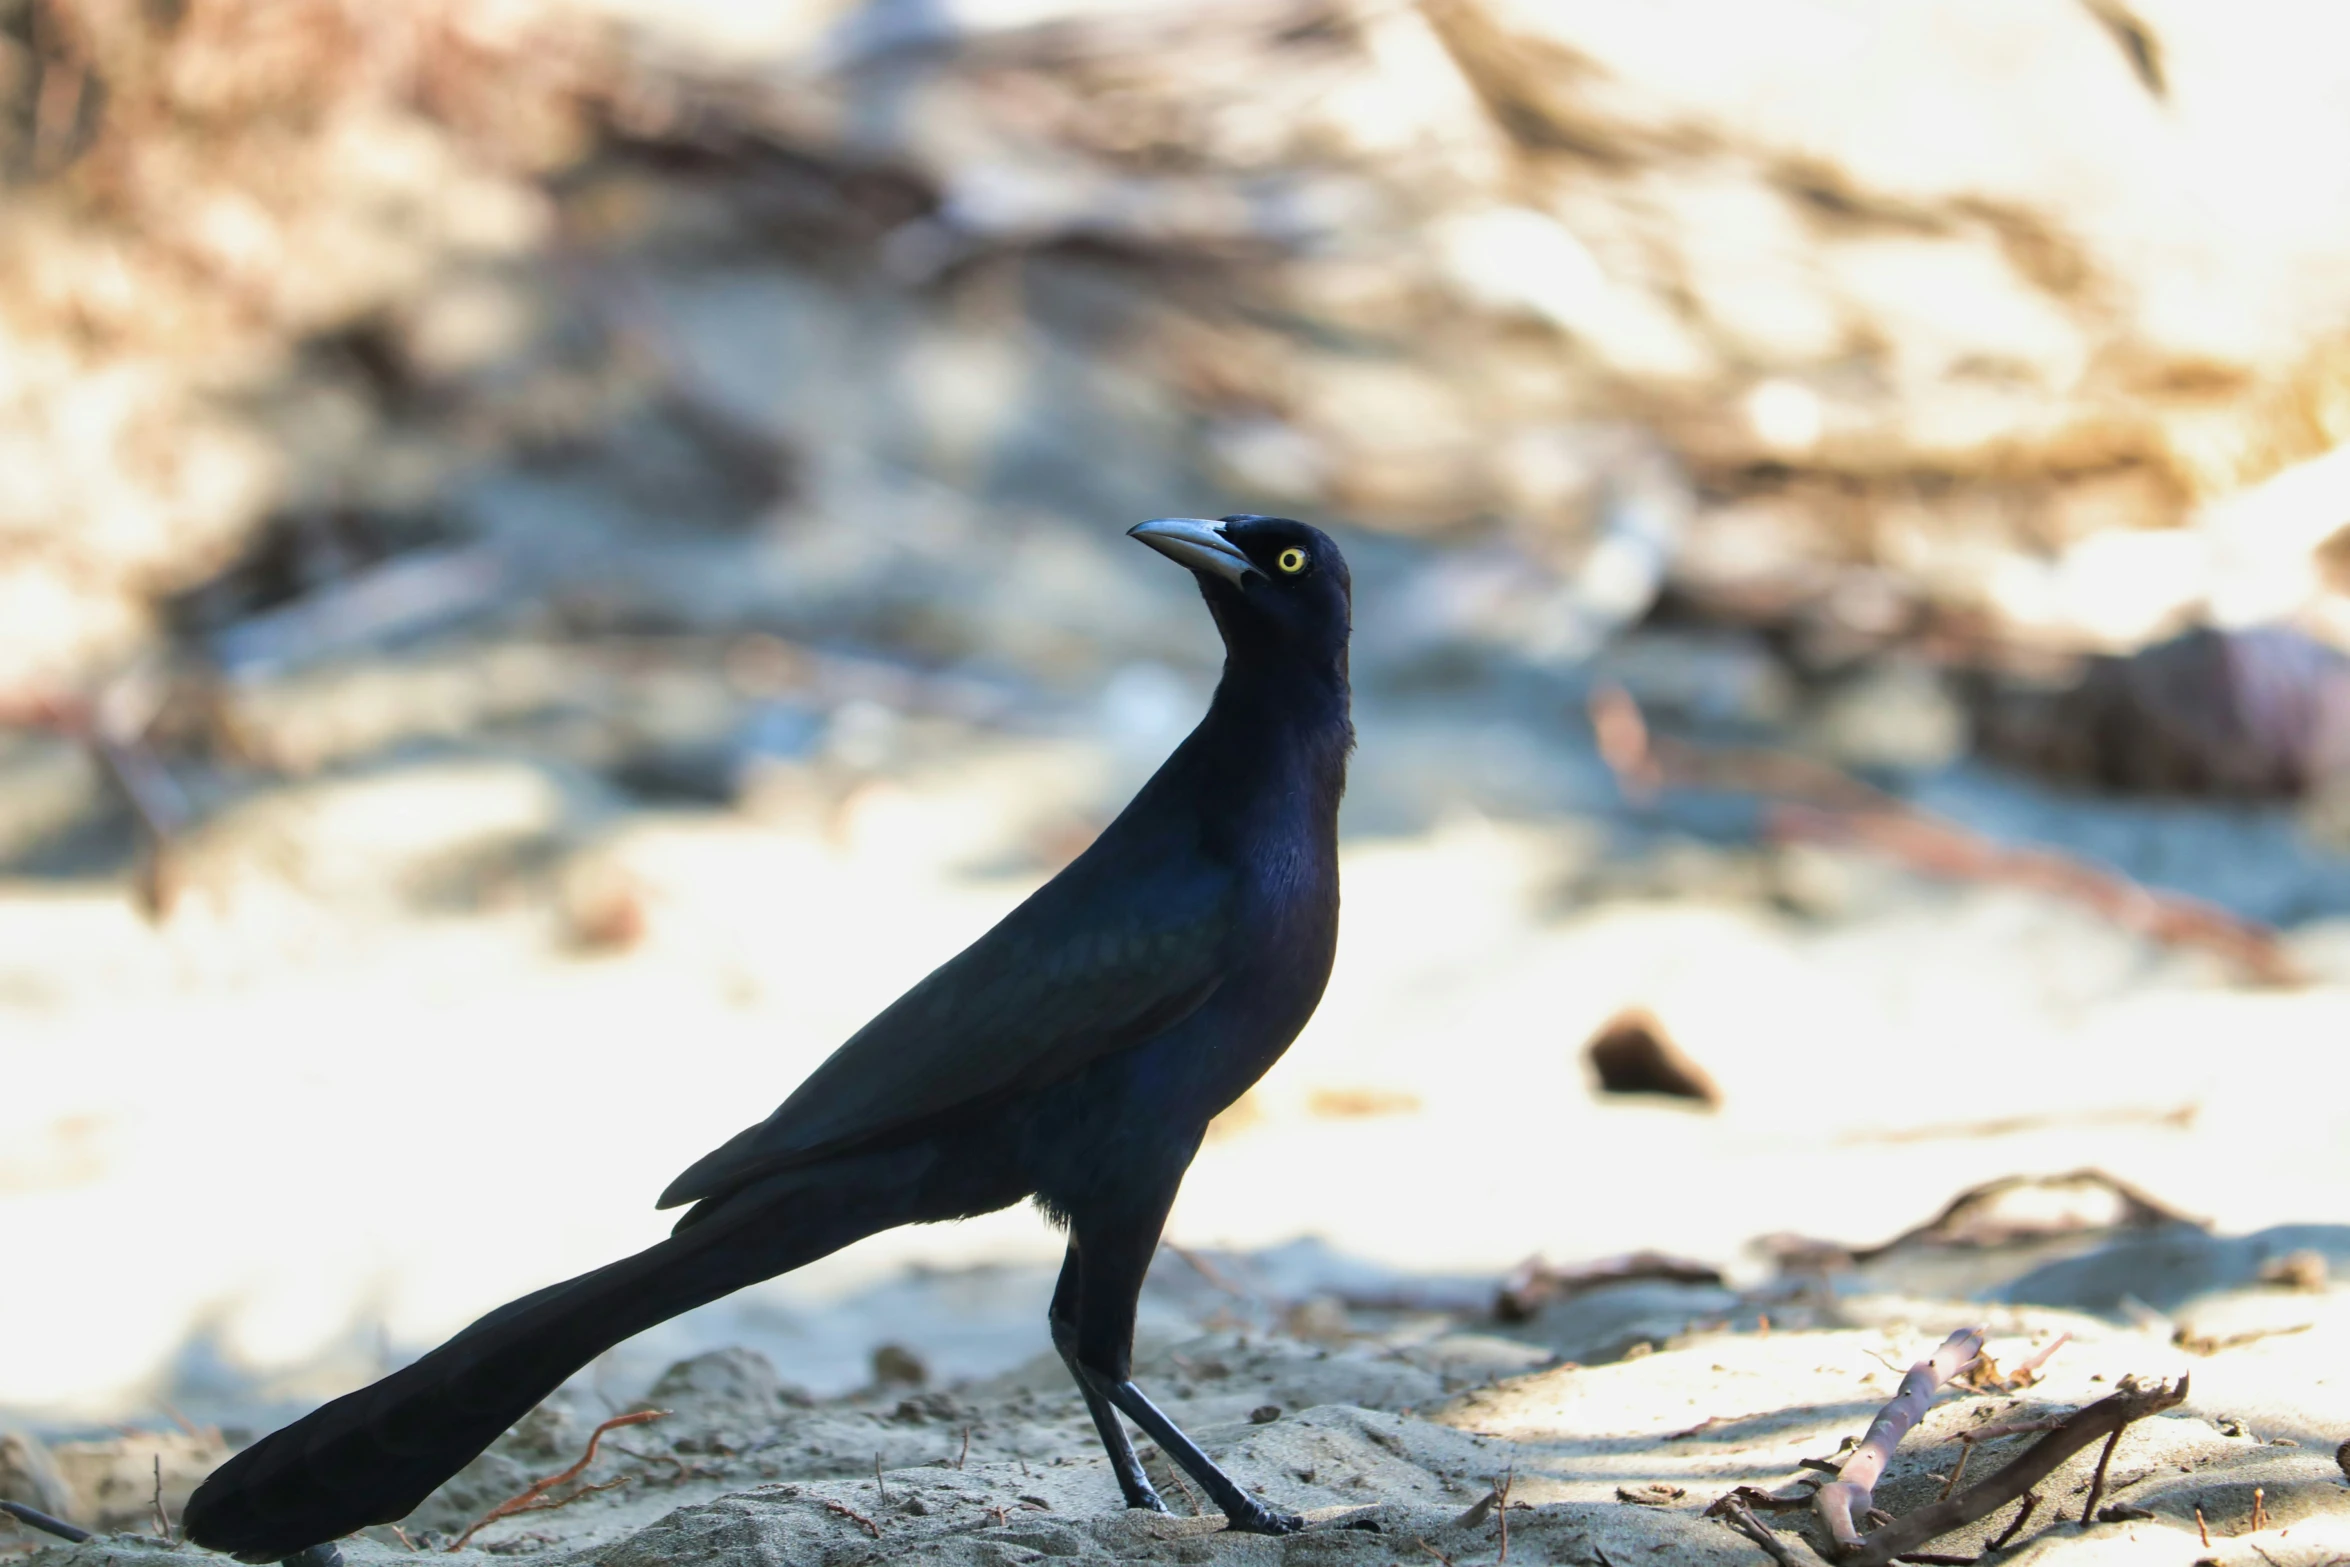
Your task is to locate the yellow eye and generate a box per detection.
[1275,547,1308,575]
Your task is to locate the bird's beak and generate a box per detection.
[1128,518,1257,586]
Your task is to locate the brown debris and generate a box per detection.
[2257,1249,2329,1291]
[1972,626,2350,800]
[446,1409,667,1551]
[1769,803,2301,985]
[824,1499,882,1538]
[1495,1251,1723,1323]
[1582,1010,1721,1108]
[1591,685,2303,985]
[1852,1170,2203,1263]
[1956,1332,2070,1395]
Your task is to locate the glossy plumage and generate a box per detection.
[183,516,1354,1561]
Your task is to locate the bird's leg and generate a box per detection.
[1069,1225,1305,1535]
[1050,1243,1167,1513]
[1082,1372,1304,1534]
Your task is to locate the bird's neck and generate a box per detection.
[1197,654,1353,802]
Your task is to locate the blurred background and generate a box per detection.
[9,0,2350,1485]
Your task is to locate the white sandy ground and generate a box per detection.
[13,1290,2350,1565]
[8,730,2350,1423]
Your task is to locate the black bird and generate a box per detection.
[184,515,1354,1561]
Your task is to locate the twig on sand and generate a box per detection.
[1588,684,2301,984]
[1494,1467,1514,1562]
[1938,1416,2068,1498]
[2078,1427,2125,1525]
[0,1500,92,1544]
[1839,1376,2187,1567]
[1815,1329,1986,1553]
[1413,1538,1454,1567]
[1988,1493,2040,1551]
[1715,1498,1832,1566]
[446,1409,668,1550]
[825,1500,883,1538]
[152,1452,173,1539]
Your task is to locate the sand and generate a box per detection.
[13,1223,2350,1566]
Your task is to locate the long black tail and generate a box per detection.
[183,1189,840,1561]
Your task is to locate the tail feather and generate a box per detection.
[184,1213,794,1561]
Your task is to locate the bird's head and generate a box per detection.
[1128,515,1351,681]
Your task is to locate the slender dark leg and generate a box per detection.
[1068,1217,1304,1535]
[1050,1242,1167,1512]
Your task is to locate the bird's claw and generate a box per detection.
[1222,1502,1306,1536]
[1122,1490,1173,1515]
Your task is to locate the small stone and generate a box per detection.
[1249,1406,1281,1425]
[1583,1011,1721,1107]
[872,1344,929,1387]
[2258,1249,2329,1290]
[1282,1296,1354,1344]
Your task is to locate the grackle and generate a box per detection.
[184,516,1354,1561]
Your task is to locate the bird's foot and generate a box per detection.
[1220,1500,1306,1536]
[1121,1487,1173,1515]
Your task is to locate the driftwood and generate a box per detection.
[1711,1328,2186,1567]
[1589,683,2301,984]
[1770,804,2297,985]
[1495,1250,1723,1323]
[1840,1375,2188,1567]
[1814,1328,1984,1552]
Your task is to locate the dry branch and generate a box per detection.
[2078,1427,2123,1525]
[1987,1492,2040,1551]
[1496,1250,1722,1322]
[1815,1328,1985,1552]
[1770,804,2298,984]
[1839,1375,2187,1567]
[824,1499,882,1538]
[1715,1498,1832,1566]
[1588,684,2301,984]
[446,1409,668,1550]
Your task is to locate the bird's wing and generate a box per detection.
[657,834,1234,1211]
